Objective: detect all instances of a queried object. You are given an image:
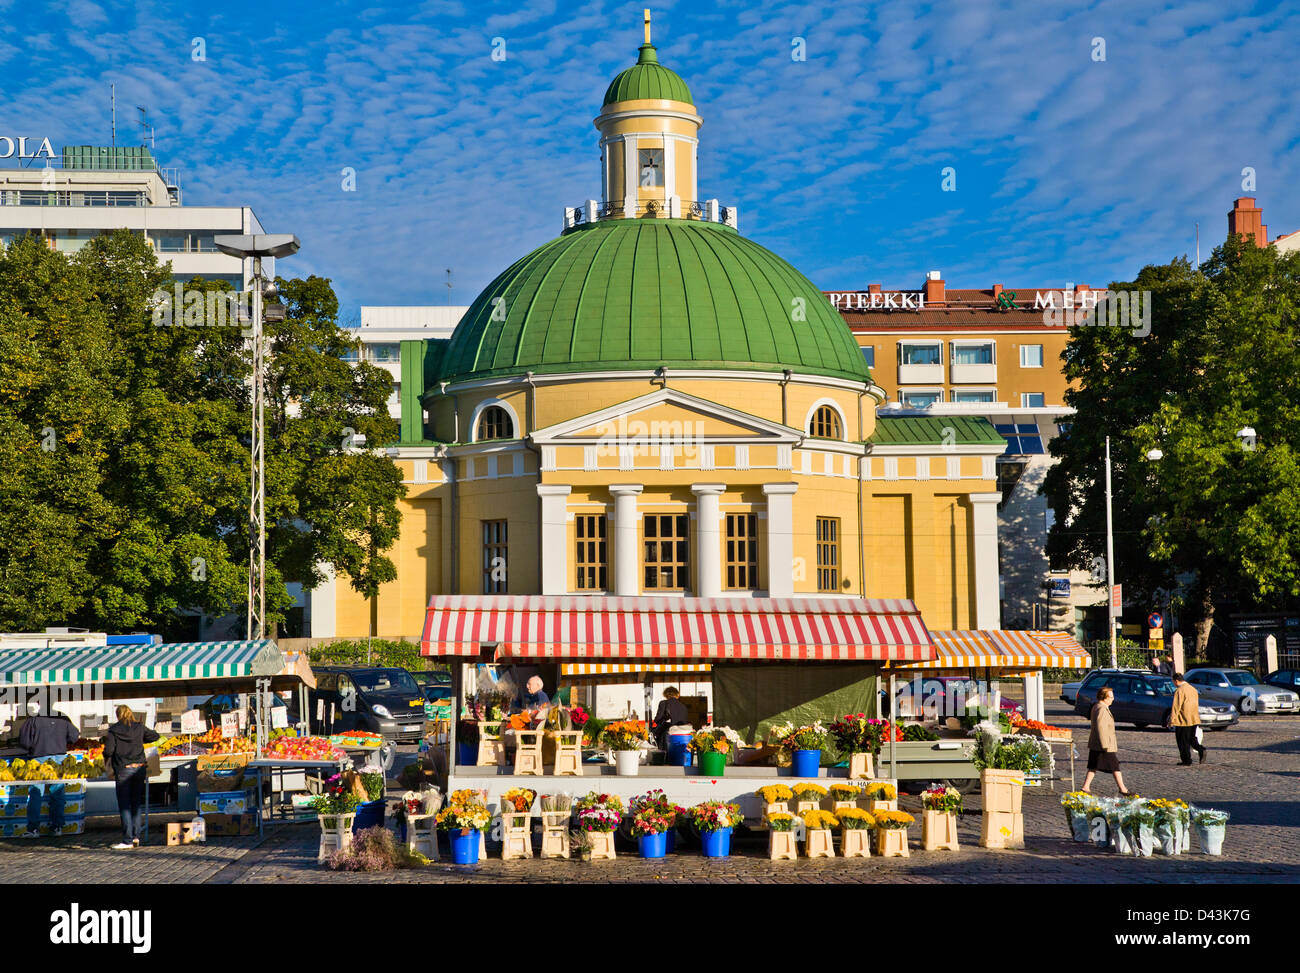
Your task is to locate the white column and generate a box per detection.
[1023,673,1044,722]
[623,137,638,214]
[970,492,1002,629]
[762,483,798,597]
[691,484,725,598]
[537,485,571,596]
[610,484,643,596]
[310,561,336,637]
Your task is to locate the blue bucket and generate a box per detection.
[701,827,731,858]
[352,799,385,832]
[666,735,692,767]
[666,826,677,854]
[638,832,667,858]
[457,742,477,766]
[450,828,480,865]
[792,749,821,777]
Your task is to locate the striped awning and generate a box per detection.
[561,663,713,676]
[421,595,935,663]
[0,640,296,687]
[897,630,1091,670]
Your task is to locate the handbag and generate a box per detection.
[1194,726,1203,745]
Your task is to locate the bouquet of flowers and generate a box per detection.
[600,719,650,752]
[577,807,621,832]
[689,801,741,833]
[630,788,678,821]
[800,809,839,831]
[567,704,590,729]
[920,785,962,814]
[837,808,875,830]
[1192,807,1229,827]
[501,788,536,813]
[865,782,896,802]
[791,782,828,803]
[539,793,573,812]
[1060,791,1096,815]
[755,784,794,803]
[310,791,362,817]
[574,791,625,816]
[630,808,673,836]
[783,721,829,751]
[873,810,914,830]
[436,798,491,833]
[687,727,732,758]
[767,812,795,832]
[828,783,861,802]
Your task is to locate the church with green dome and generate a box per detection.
[319,16,1008,668]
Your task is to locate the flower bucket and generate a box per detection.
[1195,823,1226,856]
[698,751,726,777]
[1066,809,1090,843]
[1156,824,1179,856]
[1179,821,1191,854]
[700,827,732,858]
[456,742,477,766]
[666,735,692,767]
[665,825,677,854]
[1110,822,1133,855]
[352,799,385,833]
[450,828,481,865]
[615,750,640,776]
[1134,824,1155,858]
[791,749,821,777]
[637,832,667,859]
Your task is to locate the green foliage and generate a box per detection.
[0,231,405,632]
[309,638,428,671]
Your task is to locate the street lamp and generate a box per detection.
[212,234,300,643]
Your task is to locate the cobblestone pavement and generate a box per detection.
[3,702,1296,884]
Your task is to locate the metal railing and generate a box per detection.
[565,197,738,229]
[0,189,152,207]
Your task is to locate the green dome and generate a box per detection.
[438,219,872,385]
[603,44,693,106]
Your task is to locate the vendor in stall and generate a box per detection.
[18,701,78,839]
[514,675,551,723]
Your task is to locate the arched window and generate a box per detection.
[808,405,843,440]
[476,406,514,441]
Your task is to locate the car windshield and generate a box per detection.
[1223,671,1258,686]
[1145,677,1175,694]
[351,669,418,693]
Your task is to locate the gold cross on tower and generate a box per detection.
[644,8,652,45]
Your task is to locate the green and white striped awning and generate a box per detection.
[0,640,288,687]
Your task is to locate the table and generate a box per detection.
[245,758,347,836]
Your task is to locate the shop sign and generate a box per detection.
[1048,578,1071,598]
[180,709,204,734]
[0,136,55,160]
[220,712,238,738]
[826,291,927,310]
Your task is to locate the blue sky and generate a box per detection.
[3,0,1298,318]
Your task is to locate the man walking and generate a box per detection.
[1171,673,1206,766]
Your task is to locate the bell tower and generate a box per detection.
[593,11,702,219]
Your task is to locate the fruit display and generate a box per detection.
[208,736,256,755]
[265,735,346,762]
[0,756,106,781]
[69,738,105,760]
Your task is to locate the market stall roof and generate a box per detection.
[421,595,935,663]
[894,630,1090,670]
[561,663,713,675]
[0,639,315,693]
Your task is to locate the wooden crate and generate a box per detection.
[980,810,1024,849]
[980,769,1024,813]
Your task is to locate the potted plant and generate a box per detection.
[1147,799,1185,856]
[920,785,961,851]
[767,812,797,860]
[576,806,621,859]
[972,724,1034,849]
[630,789,683,852]
[498,787,536,860]
[864,782,897,812]
[829,713,886,779]
[874,809,914,858]
[690,800,741,858]
[791,782,828,815]
[311,790,362,862]
[687,727,735,777]
[801,809,838,858]
[1192,807,1229,856]
[838,808,875,858]
[1060,791,1095,843]
[776,721,828,777]
[599,720,649,775]
[828,783,861,810]
[1123,801,1157,857]
[755,783,794,819]
[630,808,673,859]
[436,794,492,865]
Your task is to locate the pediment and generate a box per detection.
[531,388,801,445]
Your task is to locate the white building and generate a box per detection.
[0,144,265,288]
[349,305,467,420]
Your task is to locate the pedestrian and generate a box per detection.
[1148,656,1162,676]
[1171,672,1207,766]
[102,704,159,850]
[17,700,79,838]
[1081,687,1130,795]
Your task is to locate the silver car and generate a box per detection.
[1185,668,1300,715]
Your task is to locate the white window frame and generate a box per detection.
[1020,344,1044,368]
[950,388,997,403]
[468,397,522,443]
[899,388,943,408]
[1020,392,1046,408]
[949,339,995,366]
[899,341,943,366]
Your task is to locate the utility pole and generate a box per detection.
[1105,435,1117,668]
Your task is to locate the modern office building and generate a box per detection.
[348,306,466,420]
[0,143,266,287]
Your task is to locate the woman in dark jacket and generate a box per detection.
[102,705,159,850]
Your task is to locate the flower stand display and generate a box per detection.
[875,812,913,858]
[767,813,797,860]
[615,750,640,776]
[698,751,726,777]
[501,811,534,860]
[438,791,492,865]
[405,813,439,861]
[700,828,732,858]
[828,784,860,814]
[848,751,874,780]
[1193,808,1228,856]
[691,801,740,858]
[551,730,583,776]
[841,827,872,858]
[688,727,736,777]
[317,812,356,862]
[540,810,570,859]
[979,768,1024,850]
[476,722,506,767]
[922,810,959,851]
[802,810,837,859]
[588,831,616,860]
[513,730,545,776]
[864,783,897,814]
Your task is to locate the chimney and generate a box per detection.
[868,284,881,294]
[992,283,1003,299]
[1229,197,1268,247]
[923,270,945,304]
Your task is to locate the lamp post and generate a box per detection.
[1104,436,1118,668]
[212,233,300,642]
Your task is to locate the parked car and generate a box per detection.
[1184,668,1300,715]
[1073,669,1237,730]
[892,676,1023,722]
[1061,668,1146,705]
[307,666,428,742]
[1264,669,1300,695]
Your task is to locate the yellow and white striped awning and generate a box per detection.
[896,630,1090,670]
[561,663,713,676]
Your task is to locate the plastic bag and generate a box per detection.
[189,816,206,843]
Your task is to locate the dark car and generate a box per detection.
[308,666,427,743]
[1073,669,1237,730]
[1265,669,1300,696]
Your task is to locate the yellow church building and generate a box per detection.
[310,21,1008,647]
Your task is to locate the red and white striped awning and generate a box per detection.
[897,630,1091,670]
[561,663,713,676]
[421,595,934,663]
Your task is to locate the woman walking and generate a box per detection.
[102,705,159,850]
[1082,687,1130,795]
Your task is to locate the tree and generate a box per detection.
[0,230,406,635]
[1044,236,1300,652]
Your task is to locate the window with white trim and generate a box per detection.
[951,389,996,403]
[1020,392,1045,408]
[951,342,994,365]
[900,342,941,365]
[899,390,941,407]
[1020,344,1044,367]
[476,406,514,441]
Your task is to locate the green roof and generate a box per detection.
[603,44,693,106]
[436,218,872,385]
[869,416,1006,447]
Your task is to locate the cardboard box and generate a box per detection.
[166,821,201,846]
[203,812,255,837]
[197,790,251,814]
[0,816,85,838]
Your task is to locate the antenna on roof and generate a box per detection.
[445,268,453,305]
[137,106,149,147]
[111,83,116,146]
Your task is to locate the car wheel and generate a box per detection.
[1161,710,1173,730]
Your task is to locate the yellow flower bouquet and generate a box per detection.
[767,812,795,832]
[792,782,828,802]
[873,810,914,830]
[800,809,839,831]
[838,808,876,830]
[756,784,794,803]
[865,782,897,801]
[828,783,861,801]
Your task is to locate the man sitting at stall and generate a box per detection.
[18,701,78,838]
[651,687,690,750]
[513,675,551,728]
